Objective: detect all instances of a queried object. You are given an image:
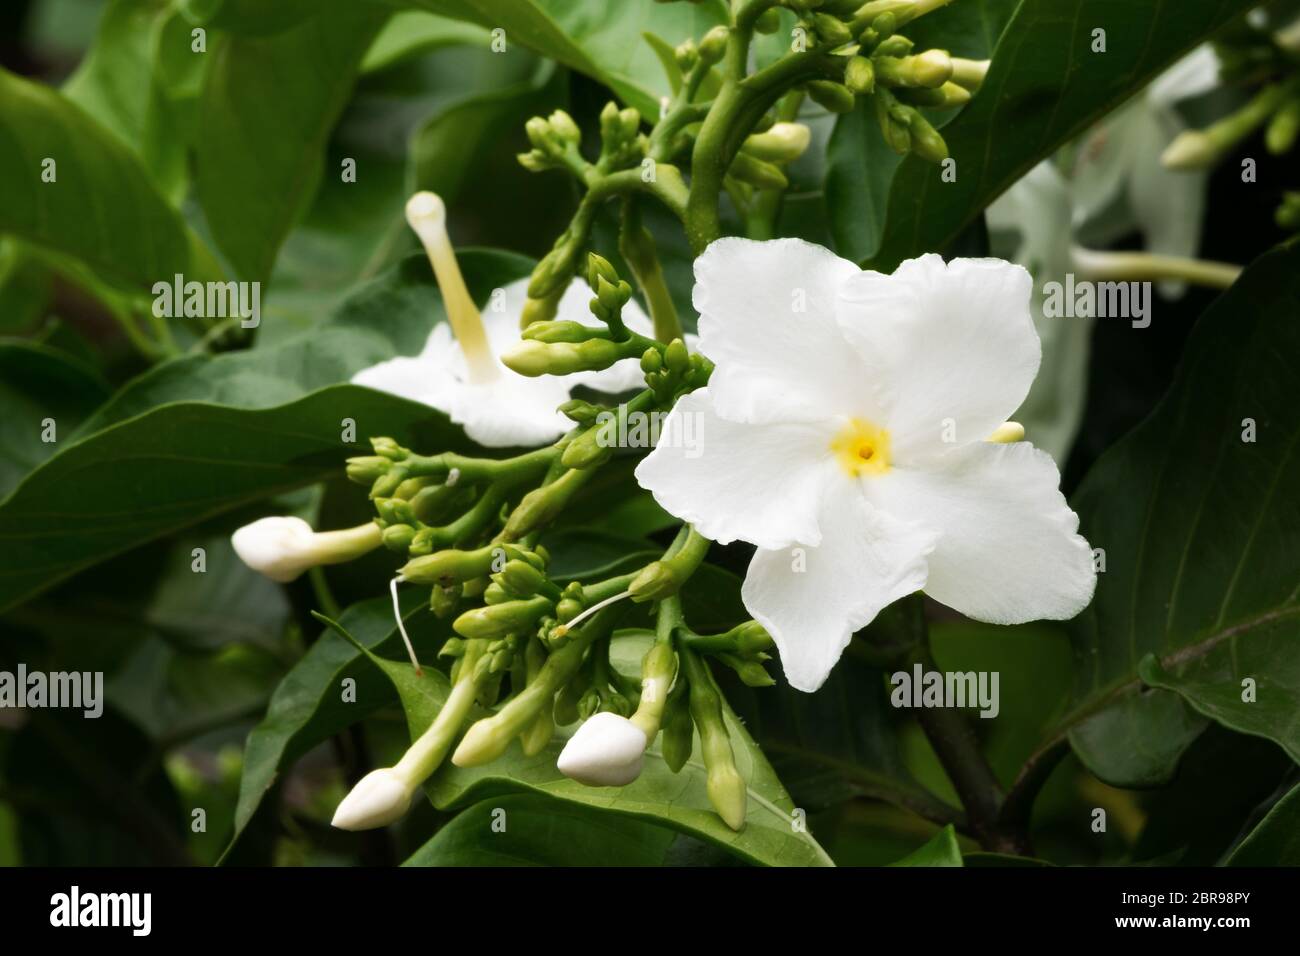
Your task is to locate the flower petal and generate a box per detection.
[634,389,836,549]
[866,441,1096,624]
[693,237,880,424]
[743,477,935,692]
[428,371,573,448]
[838,254,1040,460]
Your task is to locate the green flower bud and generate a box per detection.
[674,39,698,71]
[548,109,581,145]
[875,50,952,89]
[501,338,627,377]
[578,687,601,720]
[1277,192,1300,231]
[522,319,607,344]
[806,80,857,113]
[560,422,616,470]
[741,121,812,163]
[875,92,912,154]
[844,56,876,95]
[483,581,510,604]
[554,670,584,726]
[374,497,415,526]
[628,561,679,603]
[345,456,389,485]
[899,81,971,108]
[640,348,663,373]
[731,620,774,655]
[555,597,584,623]
[501,468,592,541]
[587,252,619,287]
[1266,99,1300,155]
[430,583,461,619]
[453,595,553,640]
[755,7,782,34]
[400,546,497,586]
[559,399,602,425]
[811,12,853,47]
[728,151,789,189]
[525,115,552,151]
[660,690,693,773]
[439,637,467,658]
[664,338,690,374]
[371,437,405,461]
[720,652,775,687]
[381,524,416,552]
[906,109,949,163]
[873,34,913,57]
[698,25,729,64]
[500,559,556,598]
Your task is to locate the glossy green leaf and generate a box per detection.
[1225,781,1300,866]
[1056,243,1300,786]
[0,385,470,614]
[402,0,728,116]
[865,0,1255,270]
[403,793,678,866]
[0,340,109,499]
[194,5,389,280]
[362,11,491,73]
[0,67,191,291]
[889,824,963,866]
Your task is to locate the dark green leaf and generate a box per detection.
[889,824,963,866]
[1225,781,1300,866]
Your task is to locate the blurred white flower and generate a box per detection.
[636,239,1096,692]
[352,192,655,448]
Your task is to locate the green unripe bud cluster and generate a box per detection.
[518,109,584,173]
[598,101,646,171]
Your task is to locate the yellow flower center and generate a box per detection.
[831,418,891,477]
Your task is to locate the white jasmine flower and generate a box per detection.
[352,192,657,448]
[556,712,647,786]
[230,517,382,583]
[331,767,416,830]
[635,239,1097,693]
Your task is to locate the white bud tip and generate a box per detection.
[405,191,446,231]
[557,712,648,787]
[986,421,1025,444]
[230,515,314,583]
[331,768,414,831]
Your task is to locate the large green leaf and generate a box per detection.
[1224,781,1300,866]
[865,0,1255,270]
[402,0,728,117]
[0,340,109,499]
[1054,242,1300,786]
[0,67,192,291]
[194,4,389,280]
[403,793,678,865]
[890,824,963,866]
[0,386,469,614]
[826,0,1018,263]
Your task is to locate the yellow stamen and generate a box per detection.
[405,192,499,384]
[831,418,892,477]
[985,421,1025,444]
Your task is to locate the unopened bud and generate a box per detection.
[741,122,812,162]
[844,56,876,94]
[331,768,415,831]
[728,151,789,189]
[698,25,728,64]
[453,595,553,640]
[806,80,857,113]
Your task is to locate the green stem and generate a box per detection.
[619,199,683,342]
[394,639,489,782]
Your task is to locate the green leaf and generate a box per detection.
[77,248,532,435]
[826,0,1018,263]
[402,793,678,865]
[0,385,470,614]
[194,4,389,280]
[362,11,492,73]
[1225,781,1300,866]
[0,66,192,291]
[0,340,109,499]
[402,0,729,117]
[1055,242,1300,786]
[864,0,1255,270]
[889,824,963,866]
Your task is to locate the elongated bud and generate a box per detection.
[453,595,553,640]
[1276,191,1300,230]
[660,690,694,772]
[400,546,496,586]
[950,57,990,91]
[754,6,781,33]
[522,319,608,344]
[707,763,748,831]
[811,12,854,47]
[561,418,616,470]
[500,338,627,377]
[557,712,647,786]
[741,122,812,163]
[499,559,556,598]
[331,768,415,830]
[405,192,498,383]
[875,92,912,154]
[629,641,677,739]
[1266,99,1300,155]
[844,56,876,95]
[231,518,382,583]
[906,110,949,163]
[728,151,789,189]
[559,398,602,425]
[806,80,857,113]
[1161,130,1217,170]
[346,456,389,485]
[875,50,952,89]
[900,81,971,108]
[502,468,591,540]
[382,524,417,552]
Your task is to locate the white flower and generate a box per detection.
[556,712,647,786]
[331,767,416,830]
[634,239,1097,693]
[230,517,382,583]
[352,192,658,448]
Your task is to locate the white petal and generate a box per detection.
[634,389,836,549]
[556,712,647,787]
[351,355,440,404]
[693,237,880,424]
[430,371,573,448]
[743,477,936,692]
[1148,45,1219,107]
[837,254,1040,460]
[230,516,315,582]
[866,442,1096,624]
[331,768,415,830]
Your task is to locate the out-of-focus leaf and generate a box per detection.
[1225,781,1300,866]
[889,824,963,866]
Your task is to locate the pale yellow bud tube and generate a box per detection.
[405,192,499,384]
[985,422,1025,444]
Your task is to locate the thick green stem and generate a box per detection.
[394,639,488,783]
[619,199,683,342]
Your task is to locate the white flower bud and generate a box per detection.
[231,517,381,583]
[331,768,416,831]
[557,712,648,787]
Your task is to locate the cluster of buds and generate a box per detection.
[1161,16,1300,231]
[517,109,584,174]
[796,0,989,163]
